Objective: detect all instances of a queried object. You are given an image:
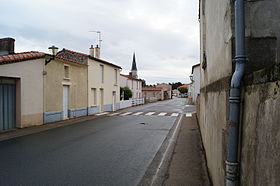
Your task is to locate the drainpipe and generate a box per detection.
[225,0,247,186]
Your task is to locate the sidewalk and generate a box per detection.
[163,114,211,186]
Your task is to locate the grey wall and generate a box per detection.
[199,0,280,185]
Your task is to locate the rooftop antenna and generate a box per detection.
[89,30,102,49]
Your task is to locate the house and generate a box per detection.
[189,63,200,103]
[119,53,142,99]
[0,38,122,131]
[156,83,172,100]
[199,0,280,185]
[0,38,45,130]
[87,45,122,113]
[142,86,163,102]
[43,48,88,123]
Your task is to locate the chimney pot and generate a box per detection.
[89,45,94,57]
[95,45,100,58]
[0,37,15,55]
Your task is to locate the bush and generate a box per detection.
[120,87,132,100]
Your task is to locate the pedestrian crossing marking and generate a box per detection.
[109,112,120,116]
[171,113,179,117]
[185,113,192,117]
[107,112,182,117]
[95,112,109,116]
[145,112,155,116]
[120,112,133,116]
[133,112,143,115]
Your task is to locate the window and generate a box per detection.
[100,65,104,83]
[91,88,97,106]
[64,65,70,79]
[114,69,118,85]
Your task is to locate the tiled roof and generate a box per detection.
[178,84,191,89]
[57,48,122,69]
[120,74,142,81]
[142,86,162,91]
[56,49,88,65]
[0,51,45,65]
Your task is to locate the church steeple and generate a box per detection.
[131,52,138,78]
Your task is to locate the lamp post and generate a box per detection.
[45,45,58,65]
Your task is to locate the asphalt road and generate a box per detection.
[0,98,194,186]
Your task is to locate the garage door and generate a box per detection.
[0,83,16,131]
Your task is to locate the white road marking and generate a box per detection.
[171,113,179,117]
[95,112,109,116]
[133,112,143,115]
[145,112,155,116]
[185,113,192,117]
[120,112,133,116]
[158,112,167,116]
[109,113,120,116]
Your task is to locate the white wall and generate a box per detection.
[191,66,201,102]
[120,75,142,99]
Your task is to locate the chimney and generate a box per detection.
[95,45,100,58]
[89,45,94,57]
[0,38,15,55]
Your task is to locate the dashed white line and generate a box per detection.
[171,113,179,117]
[133,112,143,115]
[158,112,167,116]
[185,113,192,117]
[145,112,155,116]
[95,112,109,116]
[120,112,133,116]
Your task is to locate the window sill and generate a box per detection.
[64,77,70,80]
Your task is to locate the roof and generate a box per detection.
[56,49,88,65]
[177,84,191,89]
[120,73,142,81]
[142,86,162,91]
[191,63,200,74]
[57,48,122,69]
[0,51,45,65]
[131,52,137,71]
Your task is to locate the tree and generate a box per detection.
[178,87,188,94]
[169,82,183,90]
[120,87,132,100]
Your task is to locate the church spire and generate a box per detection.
[131,52,138,78]
[131,52,137,71]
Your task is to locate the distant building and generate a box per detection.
[142,86,163,102]
[156,83,172,99]
[189,63,200,103]
[120,52,142,99]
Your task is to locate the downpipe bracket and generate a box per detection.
[225,161,239,181]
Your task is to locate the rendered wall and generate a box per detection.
[0,58,44,127]
[199,0,280,185]
[88,59,120,112]
[44,59,88,122]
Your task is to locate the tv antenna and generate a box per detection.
[89,30,102,49]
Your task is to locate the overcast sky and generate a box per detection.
[0,0,199,85]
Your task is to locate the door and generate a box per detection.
[63,85,69,119]
[0,84,16,131]
[100,89,104,112]
[112,91,116,111]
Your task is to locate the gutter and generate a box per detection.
[225,0,247,185]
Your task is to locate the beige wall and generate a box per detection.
[0,58,44,127]
[120,75,142,99]
[44,59,88,112]
[88,59,120,109]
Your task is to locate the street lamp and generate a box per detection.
[189,74,194,82]
[45,45,58,65]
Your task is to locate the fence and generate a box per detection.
[119,98,144,109]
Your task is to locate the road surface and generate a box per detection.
[0,98,195,186]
